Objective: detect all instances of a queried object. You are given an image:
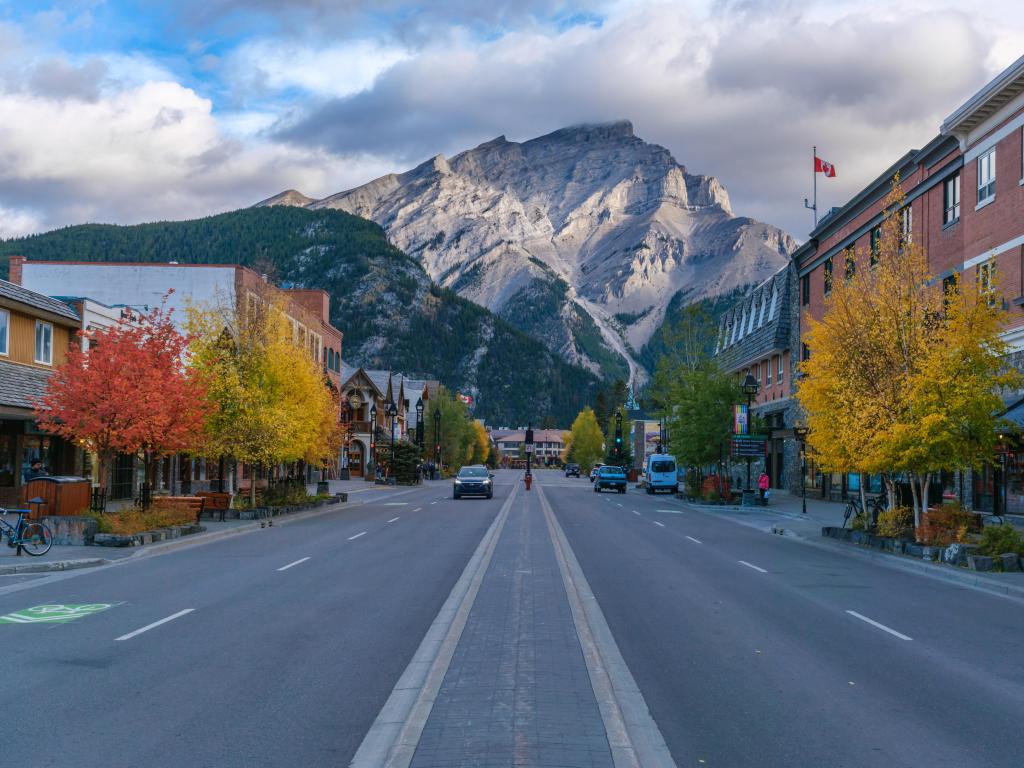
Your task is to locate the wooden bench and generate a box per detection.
[153,496,206,523]
[195,491,232,522]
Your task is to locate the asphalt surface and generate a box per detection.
[4,469,1023,768]
[545,474,1024,768]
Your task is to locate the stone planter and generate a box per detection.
[94,533,134,547]
[999,553,1020,572]
[904,543,924,558]
[42,515,99,546]
[967,554,994,571]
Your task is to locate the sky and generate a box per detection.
[0,0,1021,241]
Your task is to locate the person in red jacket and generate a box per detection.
[758,471,770,505]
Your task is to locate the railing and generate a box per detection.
[349,420,373,433]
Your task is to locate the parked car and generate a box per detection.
[594,465,627,494]
[644,454,679,494]
[589,464,604,482]
[453,465,494,499]
[564,463,581,478]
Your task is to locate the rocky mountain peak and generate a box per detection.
[254,189,317,208]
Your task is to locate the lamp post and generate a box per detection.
[434,408,442,474]
[794,426,809,515]
[415,397,425,449]
[741,372,760,492]
[388,399,398,480]
[370,402,378,480]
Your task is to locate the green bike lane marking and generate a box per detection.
[0,603,120,625]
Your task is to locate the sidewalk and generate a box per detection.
[685,492,1024,597]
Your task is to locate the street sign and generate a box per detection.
[0,603,116,625]
[730,437,766,457]
[525,443,535,453]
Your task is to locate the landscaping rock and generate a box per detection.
[967,555,994,571]
[942,543,979,566]
[904,543,924,558]
[999,553,1021,572]
[922,546,939,562]
[94,533,134,547]
[42,516,99,546]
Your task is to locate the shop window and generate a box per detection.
[977,148,996,205]
[0,434,13,488]
[777,354,784,383]
[844,247,855,280]
[869,226,881,266]
[766,357,773,386]
[977,260,997,307]
[823,258,833,296]
[801,273,810,306]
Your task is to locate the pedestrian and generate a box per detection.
[758,471,770,505]
[23,459,46,483]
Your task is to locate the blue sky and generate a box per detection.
[0,0,1020,239]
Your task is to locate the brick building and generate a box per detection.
[714,263,801,492]
[793,54,1024,508]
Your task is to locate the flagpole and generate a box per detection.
[813,145,817,227]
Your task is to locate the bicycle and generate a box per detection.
[842,496,863,528]
[0,508,53,556]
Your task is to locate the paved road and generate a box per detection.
[4,469,1023,767]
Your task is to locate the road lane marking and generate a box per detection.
[632,510,639,515]
[616,502,623,507]
[387,517,400,523]
[656,508,684,514]
[739,560,768,573]
[349,532,367,540]
[385,502,408,506]
[430,501,438,505]
[686,536,703,544]
[653,521,665,528]
[413,507,422,512]
[845,610,913,641]
[115,609,193,641]
[277,557,310,571]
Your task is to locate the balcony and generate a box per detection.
[348,420,373,433]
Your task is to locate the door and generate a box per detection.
[348,442,365,477]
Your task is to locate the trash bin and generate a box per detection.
[20,476,91,519]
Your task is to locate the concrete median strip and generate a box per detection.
[537,482,678,768]
[349,482,519,768]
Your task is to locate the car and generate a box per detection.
[593,465,627,494]
[589,464,604,482]
[564,463,580,478]
[644,454,679,494]
[453,465,494,499]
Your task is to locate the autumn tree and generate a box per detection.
[798,177,1018,529]
[565,407,604,471]
[36,302,206,493]
[468,420,490,465]
[426,386,474,475]
[187,287,339,504]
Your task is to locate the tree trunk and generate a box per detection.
[883,473,897,513]
[96,448,113,493]
[858,473,869,528]
[918,473,932,528]
[909,473,921,534]
[249,464,257,507]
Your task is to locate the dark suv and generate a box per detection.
[594,465,627,494]
[453,465,494,499]
[564,463,580,478]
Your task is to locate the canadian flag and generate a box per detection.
[814,155,836,178]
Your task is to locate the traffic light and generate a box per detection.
[525,427,534,445]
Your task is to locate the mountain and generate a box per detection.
[261,121,796,383]
[0,207,600,426]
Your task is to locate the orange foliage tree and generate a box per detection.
[35,302,207,493]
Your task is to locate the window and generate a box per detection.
[0,309,8,356]
[766,357,773,386]
[802,343,810,362]
[942,273,958,309]
[977,260,997,307]
[943,175,960,225]
[768,284,779,319]
[977,148,996,205]
[34,321,52,365]
[899,206,912,246]
[869,226,881,266]
[756,362,762,384]
[777,354,784,383]
[823,258,833,295]
[844,247,856,280]
[757,291,768,326]
[801,274,810,306]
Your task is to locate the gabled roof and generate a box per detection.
[365,370,392,399]
[0,279,80,324]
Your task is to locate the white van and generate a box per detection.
[644,454,678,494]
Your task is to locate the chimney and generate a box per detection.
[7,255,24,285]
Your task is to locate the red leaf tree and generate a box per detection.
[35,301,208,493]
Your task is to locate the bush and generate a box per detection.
[916,503,979,546]
[263,480,314,507]
[850,512,870,531]
[875,506,913,538]
[101,503,195,536]
[977,525,1024,558]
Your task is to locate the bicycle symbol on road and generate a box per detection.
[0,603,117,625]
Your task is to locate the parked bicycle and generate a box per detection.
[842,493,889,528]
[0,508,53,556]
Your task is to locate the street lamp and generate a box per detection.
[415,397,425,449]
[388,399,398,480]
[741,372,760,492]
[793,426,809,515]
[433,408,442,473]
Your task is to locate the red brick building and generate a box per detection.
[794,55,1024,507]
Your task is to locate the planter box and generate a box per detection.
[999,553,1020,572]
[905,543,924,558]
[42,515,98,546]
[967,554,994,571]
[94,533,135,547]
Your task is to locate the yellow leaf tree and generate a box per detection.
[565,407,604,471]
[187,287,340,504]
[798,177,1017,529]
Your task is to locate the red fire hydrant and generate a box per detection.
[524,473,533,491]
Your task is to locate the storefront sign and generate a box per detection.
[730,437,766,457]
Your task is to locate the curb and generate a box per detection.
[0,557,111,575]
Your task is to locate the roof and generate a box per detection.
[0,359,53,410]
[365,370,391,397]
[942,54,1024,137]
[0,279,80,323]
[714,263,793,372]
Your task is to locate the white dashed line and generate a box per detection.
[387,517,400,523]
[686,536,702,544]
[413,507,422,512]
[616,503,623,507]
[277,557,311,571]
[632,510,639,515]
[384,502,407,506]
[738,560,767,573]
[115,609,194,642]
[653,521,665,528]
[846,610,913,641]
[349,532,367,540]
[431,501,438,505]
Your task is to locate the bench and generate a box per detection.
[195,492,232,522]
[153,496,206,523]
